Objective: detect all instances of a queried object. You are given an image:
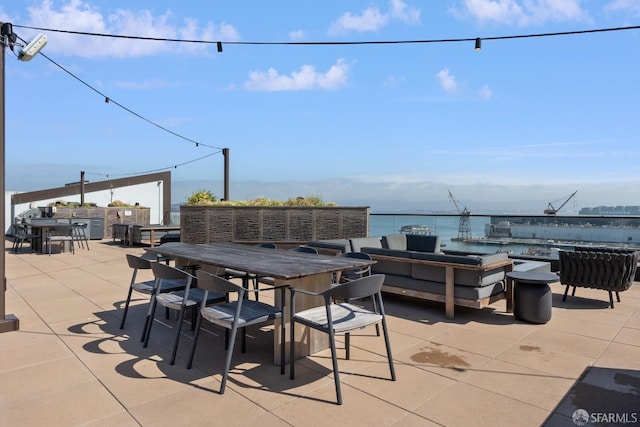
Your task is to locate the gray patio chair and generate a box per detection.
[186,269,286,394]
[46,225,75,255]
[120,253,187,330]
[289,274,395,405]
[226,242,278,301]
[337,252,380,336]
[11,223,38,253]
[143,262,226,365]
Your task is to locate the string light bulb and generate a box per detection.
[475,38,481,51]
[217,41,223,52]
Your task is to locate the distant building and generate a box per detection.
[579,206,640,215]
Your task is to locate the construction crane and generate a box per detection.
[448,190,472,240]
[544,190,578,215]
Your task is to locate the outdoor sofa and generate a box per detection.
[353,234,514,319]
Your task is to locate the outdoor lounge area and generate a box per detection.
[1,239,639,426]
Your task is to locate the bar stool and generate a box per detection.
[72,222,90,250]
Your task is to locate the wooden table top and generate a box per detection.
[147,242,374,280]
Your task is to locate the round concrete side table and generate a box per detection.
[507,271,559,324]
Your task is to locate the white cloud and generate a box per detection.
[478,84,493,98]
[244,59,350,92]
[113,79,181,90]
[328,0,420,34]
[390,0,421,24]
[436,68,459,94]
[384,74,406,88]
[289,30,306,40]
[451,0,591,26]
[605,0,640,17]
[21,0,240,58]
[328,6,389,34]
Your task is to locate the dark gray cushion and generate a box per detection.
[383,274,506,300]
[382,234,407,250]
[307,239,351,253]
[361,247,413,276]
[350,237,382,252]
[406,235,441,253]
[411,252,508,287]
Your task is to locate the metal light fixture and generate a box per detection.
[475,38,481,51]
[217,41,223,53]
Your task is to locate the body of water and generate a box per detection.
[369,214,547,256]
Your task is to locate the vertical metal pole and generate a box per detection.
[80,171,85,206]
[0,22,20,332]
[223,148,229,201]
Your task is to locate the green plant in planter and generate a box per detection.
[185,192,335,207]
[186,190,218,205]
[108,200,140,207]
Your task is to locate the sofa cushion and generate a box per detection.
[383,274,506,300]
[382,234,407,250]
[361,247,413,276]
[350,237,382,252]
[307,239,351,253]
[411,252,508,287]
[406,235,441,253]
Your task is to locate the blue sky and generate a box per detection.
[2,1,639,212]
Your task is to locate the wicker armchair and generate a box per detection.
[559,249,638,308]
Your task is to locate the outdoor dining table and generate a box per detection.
[146,241,376,363]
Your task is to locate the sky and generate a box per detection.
[1,0,640,213]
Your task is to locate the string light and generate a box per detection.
[14,24,640,49]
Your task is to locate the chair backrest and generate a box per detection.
[49,225,74,236]
[196,269,242,295]
[151,261,192,281]
[14,223,28,237]
[339,251,372,280]
[256,242,277,249]
[340,252,372,262]
[288,246,318,254]
[126,253,154,270]
[324,274,385,301]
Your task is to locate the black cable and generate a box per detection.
[14,24,640,46]
[15,34,222,151]
[84,150,221,178]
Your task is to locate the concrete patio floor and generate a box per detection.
[1,239,639,426]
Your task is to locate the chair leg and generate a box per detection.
[169,306,187,365]
[220,323,239,394]
[119,286,134,329]
[562,285,570,301]
[371,295,380,336]
[345,332,350,360]
[609,291,615,309]
[571,286,577,296]
[616,291,621,302]
[380,312,397,382]
[187,311,204,369]
[142,296,159,345]
[328,327,342,405]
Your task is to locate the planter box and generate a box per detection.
[179,206,369,244]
